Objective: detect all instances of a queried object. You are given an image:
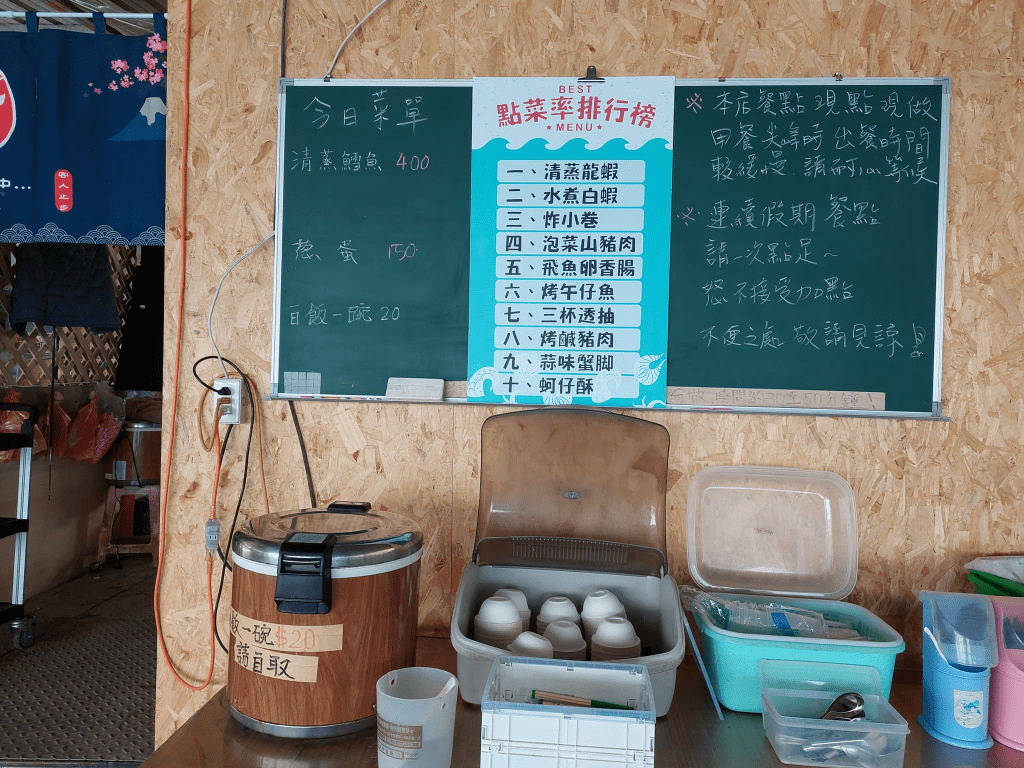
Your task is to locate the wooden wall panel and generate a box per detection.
[159,0,1024,744]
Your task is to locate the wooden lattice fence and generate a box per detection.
[0,243,138,386]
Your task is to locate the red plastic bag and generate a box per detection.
[0,390,47,463]
[42,394,73,459]
[66,388,124,464]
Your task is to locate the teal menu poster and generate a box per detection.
[467,77,675,407]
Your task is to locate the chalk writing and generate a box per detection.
[700,320,925,358]
[396,153,430,170]
[671,81,945,412]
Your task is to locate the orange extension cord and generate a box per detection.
[153,0,219,692]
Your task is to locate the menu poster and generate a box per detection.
[467,77,675,407]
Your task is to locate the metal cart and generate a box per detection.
[0,402,38,649]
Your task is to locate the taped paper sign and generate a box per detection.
[232,643,319,683]
[230,609,344,653]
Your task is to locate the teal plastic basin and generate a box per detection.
[692,593,905,713]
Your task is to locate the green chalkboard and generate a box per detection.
[668,79,948,415]
[272,80,472,397]
[272,78,948,416]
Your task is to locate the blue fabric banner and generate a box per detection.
[0,13,165,245]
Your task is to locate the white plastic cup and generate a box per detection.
[376,667,458,768]
[581,589,626,643]
[494,587,532,631]
[592,616,640,648]
[475,595,522,631]
[507,631,554,658]
[543,619,587,660]
[591,617,642,660]
[536,596,581,635]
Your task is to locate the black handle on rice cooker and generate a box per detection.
[327,501,371,514]
[274,532,337,614]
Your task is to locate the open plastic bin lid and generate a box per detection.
[687,466,858,600]
[919,590,998,668]
[474,409,670,578]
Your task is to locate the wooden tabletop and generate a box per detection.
[145,637,1024,768]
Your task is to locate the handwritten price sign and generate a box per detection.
[230,609,344,653]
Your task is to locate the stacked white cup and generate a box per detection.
[494,587,531,632]
[473,595,523,649]
[543,619,587,660]
[507,631,554,658]
[536,596,581,636]
[581,589,626,645]
[590,616,642,661]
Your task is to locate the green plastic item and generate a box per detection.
[968,570,1024,598]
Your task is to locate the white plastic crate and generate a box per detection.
[480,656,656,768]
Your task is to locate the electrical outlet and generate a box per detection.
[214,377,242,424]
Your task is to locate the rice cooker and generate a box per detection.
[227,502,422,738]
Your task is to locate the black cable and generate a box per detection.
[213,372,256,656]
[280,0,288,79]
[288,399,317,507]
[192,357,227,393]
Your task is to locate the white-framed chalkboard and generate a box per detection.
[270,76,950,419]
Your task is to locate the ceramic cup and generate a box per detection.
[581,589,626,644]
[507,631,554,658]
[473,596,523,648]
[590,616,641,661]
[494,587,531,632]
[536,596,581,636]
[543,619,587,660]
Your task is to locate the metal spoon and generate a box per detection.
[819,691,865,721]
[804,732,892,759]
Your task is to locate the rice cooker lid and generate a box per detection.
[232,503,422,570]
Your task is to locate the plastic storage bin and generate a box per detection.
[480,656,655,768]
[686,466,905,713]
[451,409,685,717]
[984,596,1024,751]
[918,591,998,749]
[761,659,910,768]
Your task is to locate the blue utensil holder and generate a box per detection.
[919,593,996,749]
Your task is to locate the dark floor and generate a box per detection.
[0,555,156,768]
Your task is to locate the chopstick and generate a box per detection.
[531,689,633,710]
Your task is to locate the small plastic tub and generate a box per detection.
[761,659,909,768]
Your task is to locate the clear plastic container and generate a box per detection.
[685,466,904,713]
[919,590,998,668]
[761,660,910,768]
[687,466,858,600]
[475,408,669,576]
[453,408,685,716]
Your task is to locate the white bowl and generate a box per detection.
[581,589,626,642]
[494,587,531,631]
[538,596,580,625]
[476,595,522,628]
[590,640,641,661]
[507,631,553,658]
[592,616,639,648]
[543,619,587,657]
[473,622,521,650]
[581,589,625,622]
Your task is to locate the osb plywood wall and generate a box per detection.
[158,0,1024,742]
